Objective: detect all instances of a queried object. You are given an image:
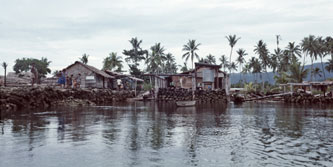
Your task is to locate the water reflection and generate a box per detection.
[0,102,333,167]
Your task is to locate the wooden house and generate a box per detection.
[165,63,230,94]
[65,61,114,88]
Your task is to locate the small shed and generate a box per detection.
[104,70,144,90]
[65,61,114,88]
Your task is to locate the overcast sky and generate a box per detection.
[0,0,332,75]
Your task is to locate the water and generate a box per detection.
[0,102,333,167]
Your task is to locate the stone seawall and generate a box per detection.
[0,87,135,111]
[283,92,333,104]
[157,88,228,103]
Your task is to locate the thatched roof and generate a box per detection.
[66,61,114,79]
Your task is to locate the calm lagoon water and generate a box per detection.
[0,102,333,167]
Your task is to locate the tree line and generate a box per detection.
[2,35,333,86]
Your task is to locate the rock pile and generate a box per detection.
[157,88,228,103]
[0,87,135,111]
[283,92,333,104]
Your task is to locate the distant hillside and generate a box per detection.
[230,63,333,84]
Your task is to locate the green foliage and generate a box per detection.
[163,53,178,74]
[103,52,123,72]
[287,61,309,83]
[80,53,89,64]
[182,39,201,69]
[128,64,142,76]
[143,82,152,91]
[226,34,241,73]
[180,62,189,73]
[219,54,229,72]
[13,57,51,77]
[244,82,256,93]
[145,43,166,74]
[123,37,147,75]
[274,72,289,84]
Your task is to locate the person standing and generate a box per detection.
[75,73,81,88]
[30,63,39,87]
[57,69,66,88]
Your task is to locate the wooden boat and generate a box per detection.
[176,100,196,107]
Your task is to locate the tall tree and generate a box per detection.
[226,35,241,73]
[271,48,283,73]
[317,36,327,80]
[219,54,229,72]
[2,62,8,87]
[180,62,189,73]
[123,37,148,75]
[80,53,89,64]
[206,54,216,64]
[236,48,247,83]
[254,40,270,89]
[242,63,251,83]
[301,37,309,66]
[229,62,238,73]
[102,52,123,72]
[276,35,281,49]
[13,57,51,78]
[312,67,322,81]
[164,53,178,74]
[145,43,166,74]
[249,57,262,86]
[301,35,319,81]
[287,61,309,83]
[285,42,302,63]
[325,59,333,73]
[182,39,201,69]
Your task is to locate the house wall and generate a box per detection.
[66,63,109,88]
[171,76,192,89]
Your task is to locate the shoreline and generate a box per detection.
[0,86,135,112]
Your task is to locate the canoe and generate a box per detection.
[176,100,196,107]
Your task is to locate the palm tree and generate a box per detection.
[242,63,251,83]
[287,61,309,83]
[206,54,216,64]
[301,35,319,81]
[80,53,89,64]
[123,37,147,64]
[271,48,283,73]
[2,62,8,87]
[146,43,166,74]
[182,39,201,69]
[236,48,247,83]
[102,52,123,72]
[249,57,262,91]
[180,62,189,73]
[164,53,177,74]
[229,62,238,73]
[285,42,302,63]
[254,40,270,89]
[317,37,327,80]
[276,35,281,49]
[219,54,229,72]
[326,36,333,60]
[325,59,333,73]
[301,37,309,66]
[312,67,322,81]
[226,35,241,73]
